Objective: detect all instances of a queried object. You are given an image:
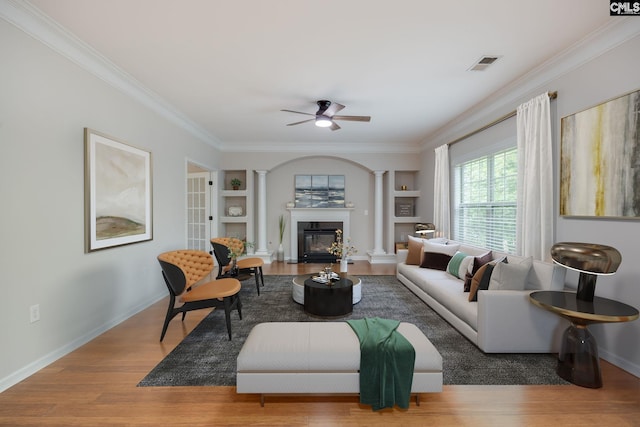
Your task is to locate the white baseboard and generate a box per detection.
[0,291,166,393]
[599,347,640,379]
[367,251,397,264]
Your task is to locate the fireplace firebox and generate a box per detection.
[298,221,342,263]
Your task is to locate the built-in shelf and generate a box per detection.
[221,190,248,197]
[394,216,420,223]
[220,216,248,223]
[389,170,421,253]
[218,170,252,241]
[393,190,420,198]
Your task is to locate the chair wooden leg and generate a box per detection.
[160,294,177,342]
[236,293,242,319]
[253,268,260,295]
[223,296,233,340]
[259,266,264,287]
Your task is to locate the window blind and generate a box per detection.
[452,146,517,253]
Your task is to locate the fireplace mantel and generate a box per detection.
[288,208,353,263]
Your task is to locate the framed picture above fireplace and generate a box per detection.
[295,175,345,208]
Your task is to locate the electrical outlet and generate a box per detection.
[30,304,40,323]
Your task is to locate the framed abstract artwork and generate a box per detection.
[559,89,640,219]
[85,128,153,251]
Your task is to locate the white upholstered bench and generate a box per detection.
[236,322,443,406]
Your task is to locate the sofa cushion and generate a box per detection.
[463,251,493,291]
[469,263,495,302]
[420,276,478,330]
[420,253,450,270]
[488,256,532,291]
[399,263,450,290]
[405,236,425,265]
[423,240,460,256]
[420,241,460,270]
[472,251,493,272]
[446,251,473,279]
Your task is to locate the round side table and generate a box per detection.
[529,290,638,388]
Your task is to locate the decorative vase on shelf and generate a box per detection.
[277,243,284,262]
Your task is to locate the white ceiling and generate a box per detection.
[26,0,614,151]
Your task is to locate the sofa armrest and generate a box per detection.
[396,249,409,264]
[477,290,568,353]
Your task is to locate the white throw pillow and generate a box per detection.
[429,237,448,244]
[423,240,460,256]
[488,256,533,291]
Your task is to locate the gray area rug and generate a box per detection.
[138,275,567,387]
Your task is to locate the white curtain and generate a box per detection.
[433,144,450,239]
[516,93,553,261]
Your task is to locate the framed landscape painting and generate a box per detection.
[559,89,640,219]
[85,129,153,252]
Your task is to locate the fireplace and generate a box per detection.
[300,223,341,263]
[288,208,351,263]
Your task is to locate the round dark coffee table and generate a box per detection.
[303,276,353,317]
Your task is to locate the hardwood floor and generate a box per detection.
[1,261,638,426]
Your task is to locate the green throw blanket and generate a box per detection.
[347,317,416,411]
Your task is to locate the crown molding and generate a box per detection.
[1,0,222,149]
[220,141,422,154]
[422,18,640,151]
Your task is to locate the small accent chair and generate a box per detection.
[210,237,265,295]
[157,250,242,341]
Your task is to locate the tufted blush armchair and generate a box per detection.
[210,237,265,295]
[157,250,242,341]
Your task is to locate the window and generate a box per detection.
[452,147,517,253]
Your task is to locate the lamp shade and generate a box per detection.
[550,242,621,275]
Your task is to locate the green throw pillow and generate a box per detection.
[446,251,472,279]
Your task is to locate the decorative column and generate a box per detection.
[254,170,269,257]
[372,170,386,255]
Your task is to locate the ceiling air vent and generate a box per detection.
[468,55,501,71]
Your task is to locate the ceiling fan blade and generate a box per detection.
[281,109,315,117]
[330,121,341,131]
[324,102,345,117]
[332,115,371,122]
[286,118,314,126]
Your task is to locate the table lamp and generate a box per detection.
[415,223,436,238]
[550,242,622,302]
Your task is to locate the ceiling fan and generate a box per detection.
[281,100,371,131]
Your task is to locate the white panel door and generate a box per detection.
[186,172,212,251]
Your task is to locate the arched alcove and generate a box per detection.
[264,156,375,261]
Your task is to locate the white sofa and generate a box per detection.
[396,240,569,353]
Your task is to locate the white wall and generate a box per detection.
[552,34,640,374]
[0,20,220,390]
[421,32,640,376]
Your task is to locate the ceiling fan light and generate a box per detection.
[315,117,332,128]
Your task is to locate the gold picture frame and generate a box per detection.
[85,128,153,251]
